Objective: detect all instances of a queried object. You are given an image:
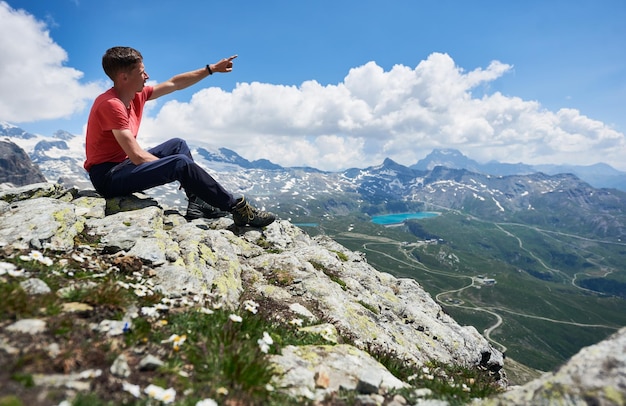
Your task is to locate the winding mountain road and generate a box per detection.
[337,225,621,353]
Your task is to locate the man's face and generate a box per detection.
[127,62,149,92]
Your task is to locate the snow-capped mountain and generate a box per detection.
[411,148,626,190]
[1,121,90,189]
[2,122,626,239]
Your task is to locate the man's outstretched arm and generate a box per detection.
[150,54,238,100]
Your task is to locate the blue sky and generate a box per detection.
[1,0,625,171]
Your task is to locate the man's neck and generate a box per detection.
[112,85,135,108]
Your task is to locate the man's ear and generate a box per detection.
[113,70,128,84]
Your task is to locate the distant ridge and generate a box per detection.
[1,122,625,191]
[411,148,626,190]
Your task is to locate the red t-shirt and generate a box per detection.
[84,86,154,171]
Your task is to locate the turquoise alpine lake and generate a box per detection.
[293,223,319,227]
[371,212,439,225]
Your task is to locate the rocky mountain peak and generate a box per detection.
[411,148,481,172]
[0,140,47,187]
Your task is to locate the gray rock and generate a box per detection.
[32,369,102,390]
[20,278,51,295]
[6,319,46,334]
[86,206,164,252]
[0,197,82,250]
[110,354,131,378]
[270,344,408,402]
[481,326,626,406]
[139,354,164,371]
[0,182,70,203]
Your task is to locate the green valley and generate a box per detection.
[296,209,626,380]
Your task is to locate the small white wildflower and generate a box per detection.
[155,303,170,311]
[462,383,471,392]
[257,331,273,353]
[229,314,242,323]
[29,250,44,260]
[162,334,187,351]
[160,387,176,403]
[265,383,275,392]
[216,387,229,396]
[141,306,159,318]
[122,381,141,398]
[212,302,223,310]
[117,281,130,289]
[196,399,218,406]
[289,318,303,327]
[23,250,54,266]
[422,366,430,374]
[257,341,269,353]
[199,307,214,315]
[243,299,259,314]
[134,288,147,297]
[145,384,176,403]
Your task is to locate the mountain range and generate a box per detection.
[411,147,626,191]
[2,121,626,376]
[2,121,626,241]
[2,121,626,191]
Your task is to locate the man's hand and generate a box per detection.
[208,55,238,74]
[150,54,238,100]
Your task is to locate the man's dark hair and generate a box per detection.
[102,47,143,80]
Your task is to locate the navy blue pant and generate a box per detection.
[88,138,237,211]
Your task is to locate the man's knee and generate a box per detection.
[170,137,188,149]
[172,154,194,167]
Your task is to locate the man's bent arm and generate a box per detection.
[150,55,238,100]
[112,129,158,165]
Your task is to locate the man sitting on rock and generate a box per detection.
[84,46,275,227]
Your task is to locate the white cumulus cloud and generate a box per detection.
[141,52,625,171]
[0,1,103,123]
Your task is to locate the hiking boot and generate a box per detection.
[185,196,229,220]
[230,197,276,227]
